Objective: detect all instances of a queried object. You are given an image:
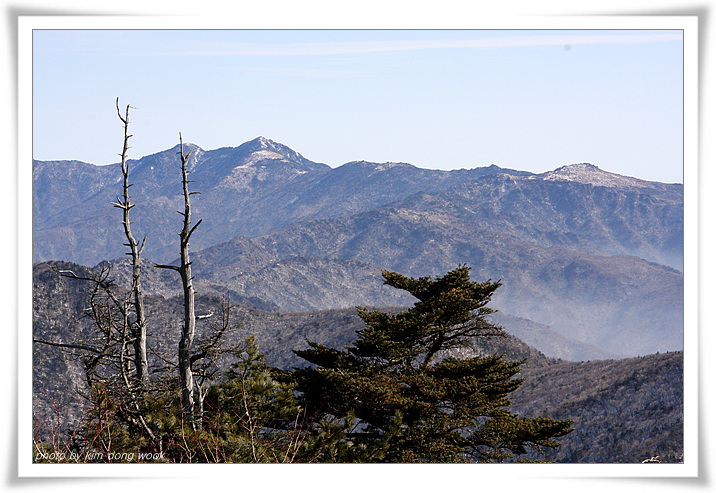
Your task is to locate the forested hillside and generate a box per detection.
[33,261,683,463]
[510,351,683,463]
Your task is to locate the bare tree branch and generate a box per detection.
[33,338,104,355]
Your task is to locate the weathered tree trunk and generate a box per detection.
[113,98,149,385]
[157,133,202,428]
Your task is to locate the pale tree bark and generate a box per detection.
[112,98,149,385]
[157,133,202,428]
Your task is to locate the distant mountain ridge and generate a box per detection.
[32,137,683,360]
[33,136,682,268]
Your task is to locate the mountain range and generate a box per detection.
[31,136,685,463]
[33,136,682,268]
[32,136,683,361]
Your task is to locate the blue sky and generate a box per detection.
[32,28,684,182]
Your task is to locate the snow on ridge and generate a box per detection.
[537,163,647,188]
[186,147,204,172]
[234,149,286,168]
[374,162,413,172]
[254,136,308,164]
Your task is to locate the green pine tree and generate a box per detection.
[288,265,573,463]
[203,336,310,462]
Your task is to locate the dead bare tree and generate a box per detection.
[111,98,149,385]
[156,133,202,429]
[34,99,156,444]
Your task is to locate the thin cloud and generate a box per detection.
[141,31,683,57]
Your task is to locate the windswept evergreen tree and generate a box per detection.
[288,266,574,462]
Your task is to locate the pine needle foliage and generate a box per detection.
[288,265,574,462]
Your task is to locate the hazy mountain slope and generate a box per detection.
[100,195,680,358]
[487,312,625,361]
[123,226,680,359]
[222,205,682,356]
[98,254,623,362]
